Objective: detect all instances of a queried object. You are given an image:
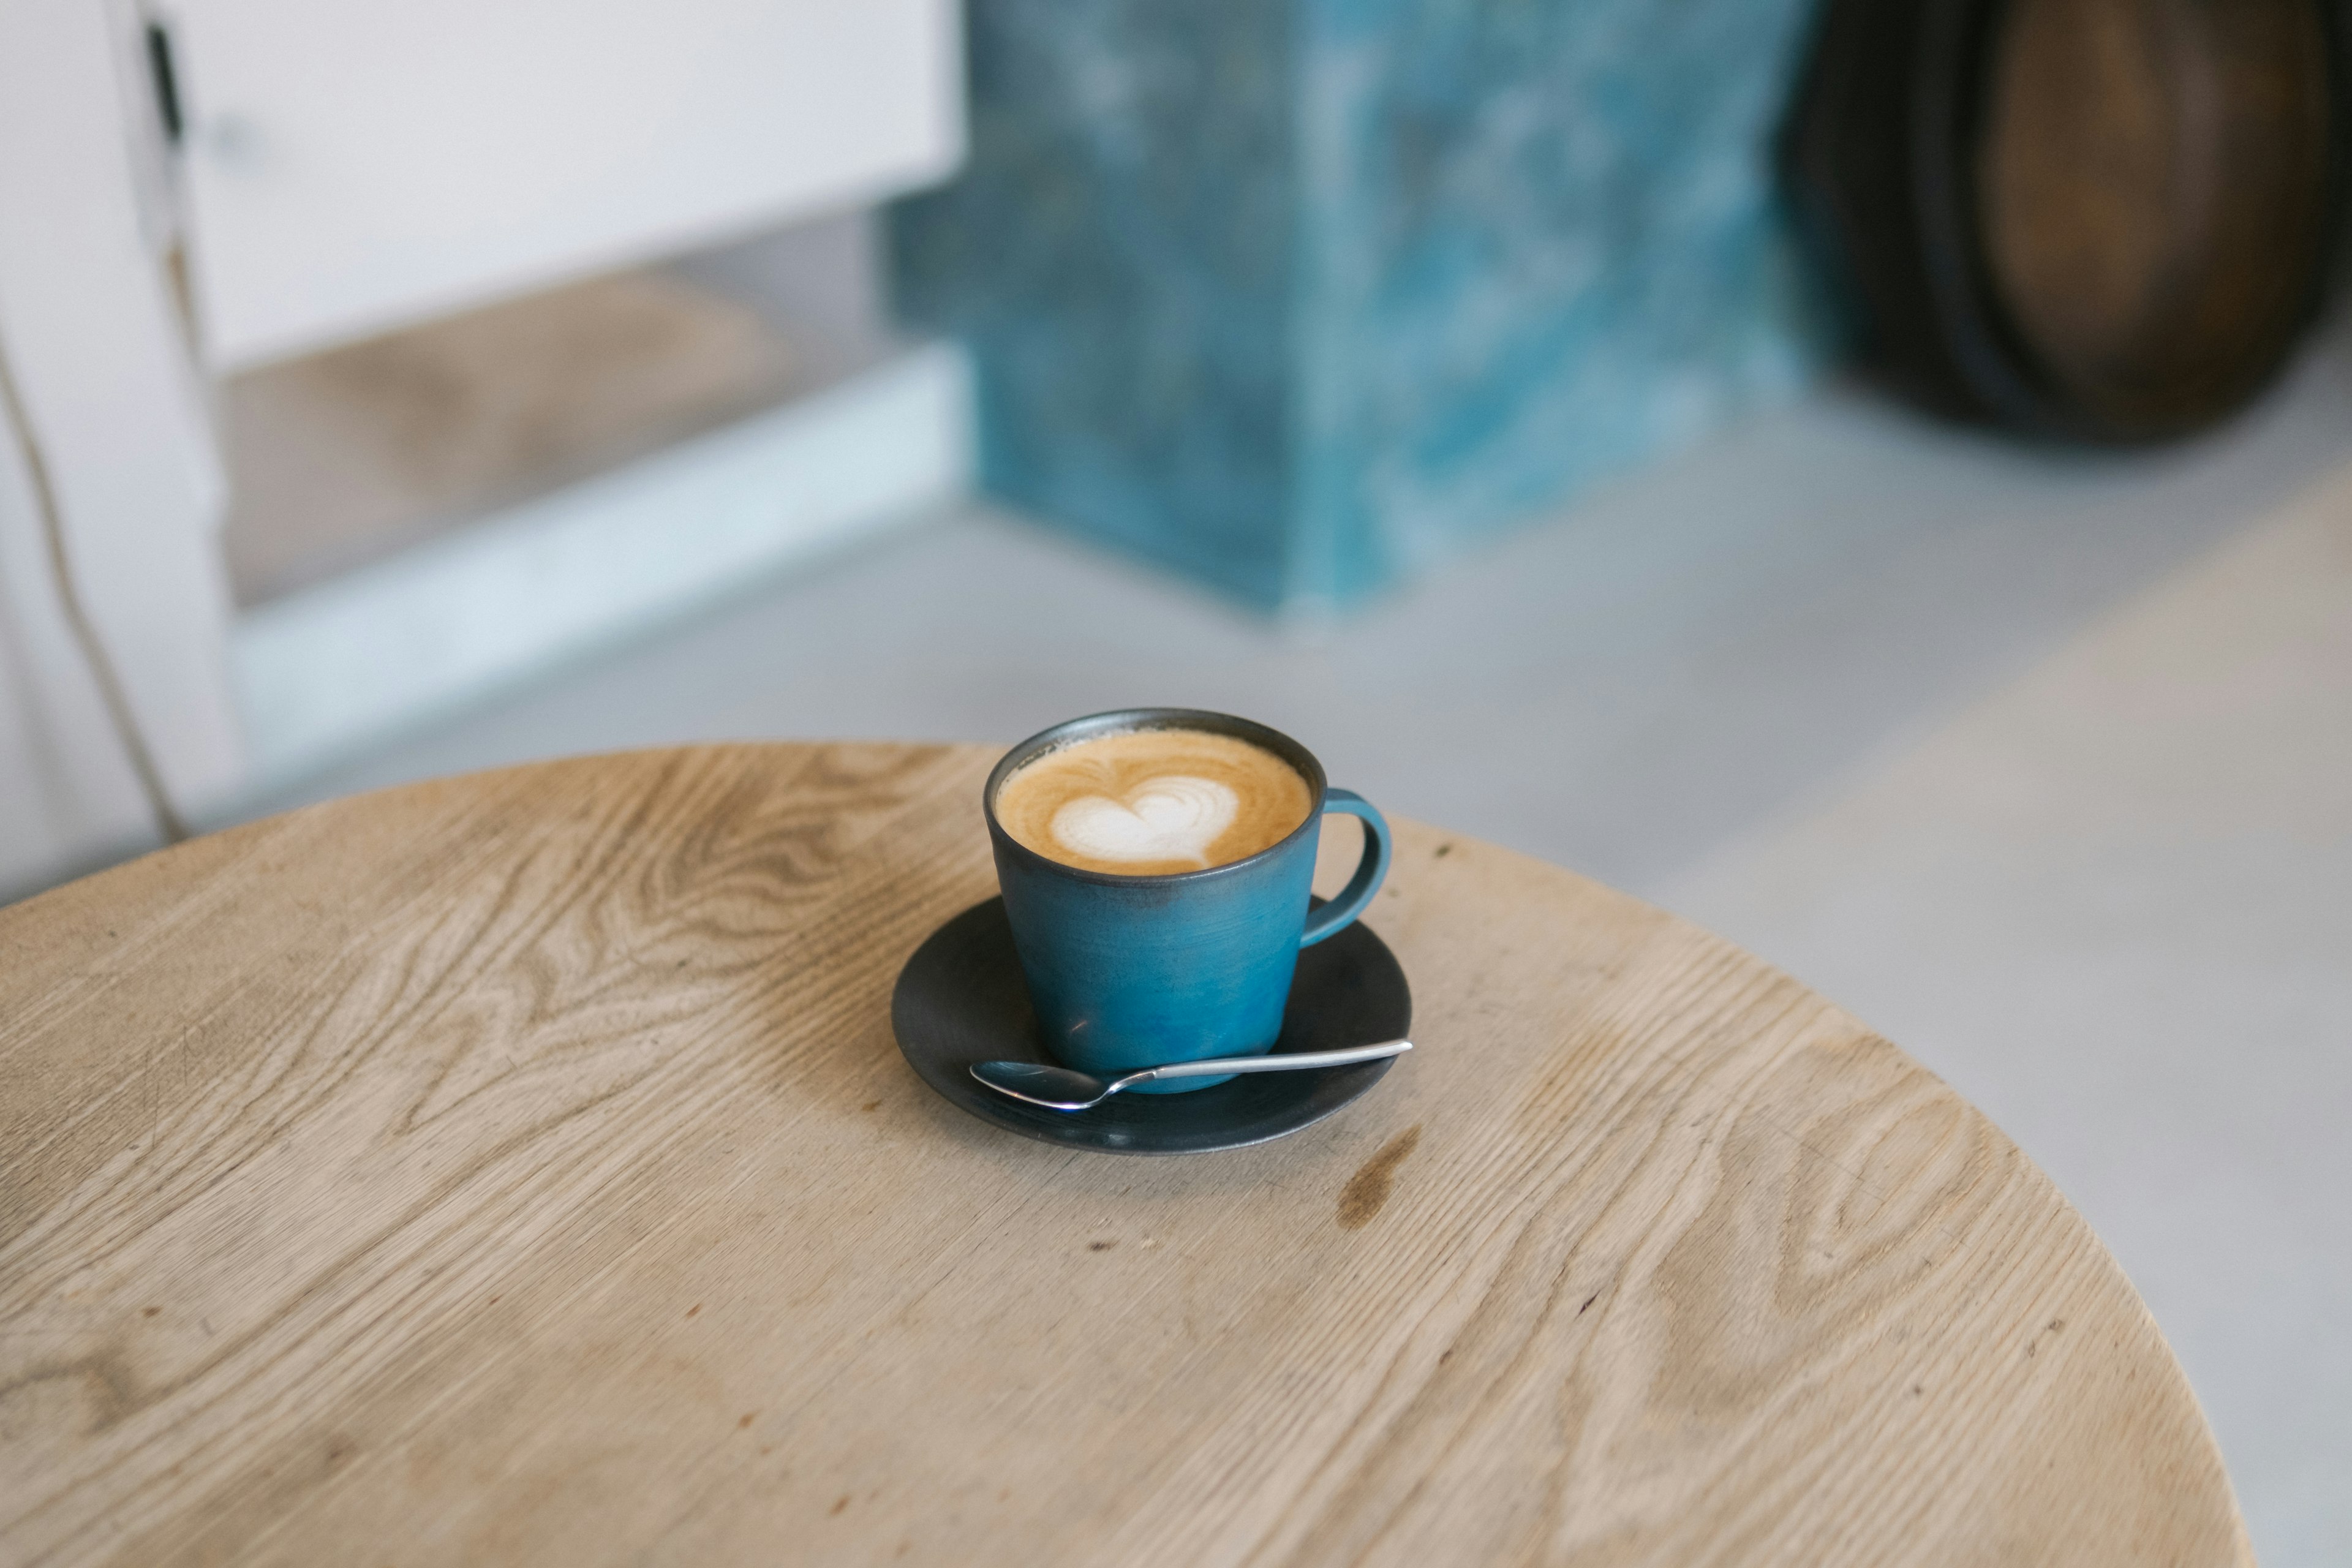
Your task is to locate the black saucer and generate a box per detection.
[891,898,1411,1155]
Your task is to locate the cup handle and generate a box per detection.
[1300,788,1392,948]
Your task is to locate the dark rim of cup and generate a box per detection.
[984,708,1332,888]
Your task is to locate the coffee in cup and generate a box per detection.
[992,727,1313,876]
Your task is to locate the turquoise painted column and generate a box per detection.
[894,0,1838,614]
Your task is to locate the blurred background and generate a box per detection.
[1,0,2345,1559]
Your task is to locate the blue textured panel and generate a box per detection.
[895,0,1836,611]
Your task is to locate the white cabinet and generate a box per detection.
[0,0,965,896]
[0,0,243,894]
[168,0,962,369]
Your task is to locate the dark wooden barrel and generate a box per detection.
[1785,0,2346,443]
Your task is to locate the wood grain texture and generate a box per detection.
[0,744,2248,1566]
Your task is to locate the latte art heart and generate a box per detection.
[1051,776,1239,867]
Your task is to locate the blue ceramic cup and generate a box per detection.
[984,709,1392,1093]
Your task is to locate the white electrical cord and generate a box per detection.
[0,326,190,844]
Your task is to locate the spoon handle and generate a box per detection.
[1135,1038,1411,1083]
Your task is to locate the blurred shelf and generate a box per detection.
[221,257,898,605]
[228,332,970,786]
[219,209,968,789]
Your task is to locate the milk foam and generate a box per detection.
[1050,775,1238,867]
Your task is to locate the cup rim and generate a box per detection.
[983,708,1332,887]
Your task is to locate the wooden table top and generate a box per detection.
[0,744,2245,1566]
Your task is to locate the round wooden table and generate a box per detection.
[0,745,2246,1566]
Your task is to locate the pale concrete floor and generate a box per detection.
[251,342,2352,1565]
[1663,470,2352,1566]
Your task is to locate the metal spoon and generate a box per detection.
[970,1039,1411,1111]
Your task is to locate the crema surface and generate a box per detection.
[995,729,1313,876]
